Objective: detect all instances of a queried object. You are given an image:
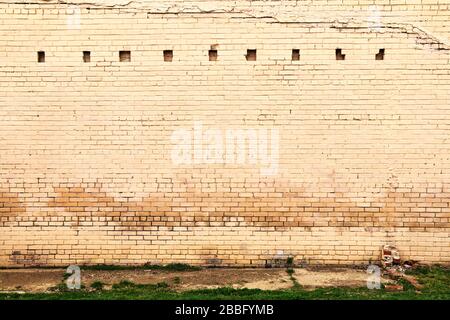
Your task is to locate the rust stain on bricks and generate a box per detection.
[0,191,26,227]
[44,182,450,232]
[9,249,42,266]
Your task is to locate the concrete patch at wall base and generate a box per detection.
[0,0,449,267]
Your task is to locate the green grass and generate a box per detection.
[0,266,448,300]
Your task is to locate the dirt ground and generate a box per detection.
[292,268,391,289]
[0,267,393,293]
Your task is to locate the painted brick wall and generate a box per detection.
[0,0,449,267]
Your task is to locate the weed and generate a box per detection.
[144,263,201,271]
[111,280,169,291]
[286,268,302,289]
[48,282,68,292]
[286,257,294,266]
[90,281,105,291]
[173,277,181,284]
[111,280,136,290]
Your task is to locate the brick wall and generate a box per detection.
[0,0,449,267]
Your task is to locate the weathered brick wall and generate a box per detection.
[0,0,449,267]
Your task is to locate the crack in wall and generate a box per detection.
[3,1,450,52]
[329,21,450,51]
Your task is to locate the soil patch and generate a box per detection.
[0,267,394,293]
